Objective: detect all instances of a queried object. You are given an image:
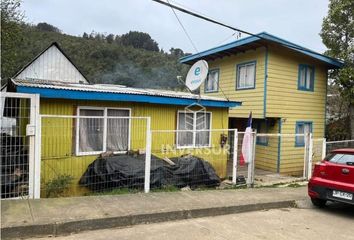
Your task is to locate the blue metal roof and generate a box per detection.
[180,32,344,68]
[17,86,241,108]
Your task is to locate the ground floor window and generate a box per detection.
[295,121,312,147]
[255,120,268,145]
[177,111,211,148]
[76,107,130,155]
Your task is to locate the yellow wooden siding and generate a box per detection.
[254,122,279,172]
[267,46,327,175]
[40,99,229,196]
[201,47,266,119]
[198,44,327,175]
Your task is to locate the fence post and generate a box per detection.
[308,133,313,180]
[303,133,309,179]
[251,131,257,186]
[247,130,257,187]
[322,138,326,159]
[144,117,152,193]
[34,98,41,199]
[232,129,238,185]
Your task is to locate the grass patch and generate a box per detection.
[85,188,141,196]
[151,185,180,192]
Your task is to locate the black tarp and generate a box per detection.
[79,154,220,192]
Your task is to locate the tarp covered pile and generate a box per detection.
[79,154,220,191]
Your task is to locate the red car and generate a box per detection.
[308,148,354,207]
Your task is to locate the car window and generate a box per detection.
[325,153,354,165]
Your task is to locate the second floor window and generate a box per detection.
[298,64,314,91]
[205,69,219,93]
[236,61,256,90]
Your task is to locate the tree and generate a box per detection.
[320,0,354,139]
[36,22,61,33]
[121,31,159,52]
[106,34,114,44]
[1,0,24,82]
[169,47,184,57]
[82,32,89,39]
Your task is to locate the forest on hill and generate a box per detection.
[1,1,190,90]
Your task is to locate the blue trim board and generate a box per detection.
[204,68,220,93]
[297,64,315,92]
[180,32,343,69]
[324,74,328,137]
[235,60,257,90]
[295,121,313,147]
[277,118,282,173]
[180,35,261,63]
[17,86,241,108]
[263,47,269,118]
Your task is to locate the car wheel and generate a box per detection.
[311,198,327,207]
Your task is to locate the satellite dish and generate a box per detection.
[185,60,208,91]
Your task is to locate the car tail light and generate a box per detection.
[313,162,327,178]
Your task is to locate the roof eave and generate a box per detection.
[16,85,241,108]
[179,32,344,69]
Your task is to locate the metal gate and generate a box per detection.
[0,92,40,199]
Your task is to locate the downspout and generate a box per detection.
[277,118,282,173]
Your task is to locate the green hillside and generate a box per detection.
[2,23,189,90]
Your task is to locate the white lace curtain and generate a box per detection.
[78,108,130,153]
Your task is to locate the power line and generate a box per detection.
[165,0,230,101]
[152,0,334,59]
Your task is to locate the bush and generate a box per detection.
[45,174,74,198]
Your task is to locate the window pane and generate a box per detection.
[206,71,218,92]
[196,113,210,146]
[296,124,304,145]
[296,123,311,146]
[177,113,194,147]
[107,109,130,151]
[256,121,268,144]
[306,67,312,89]
[299,67,306,88]
[332,154,354,165]
[79,109,104,152]
[245,64,255,87]
[238,66,246,88]
[238,63,255,89]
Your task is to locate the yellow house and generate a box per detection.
[7,42,241,196]
[180,32,344,175]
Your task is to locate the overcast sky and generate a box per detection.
[22,0,330,54]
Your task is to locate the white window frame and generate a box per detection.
[75,106,131,156]
[236,61,256,90]
[176,110,212,149]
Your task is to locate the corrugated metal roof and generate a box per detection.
[12,79,233,102]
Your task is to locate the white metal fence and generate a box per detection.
[2,92,353,199]
[0,92,40,199]
[325,140,354,155]
[39,115,151,197]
